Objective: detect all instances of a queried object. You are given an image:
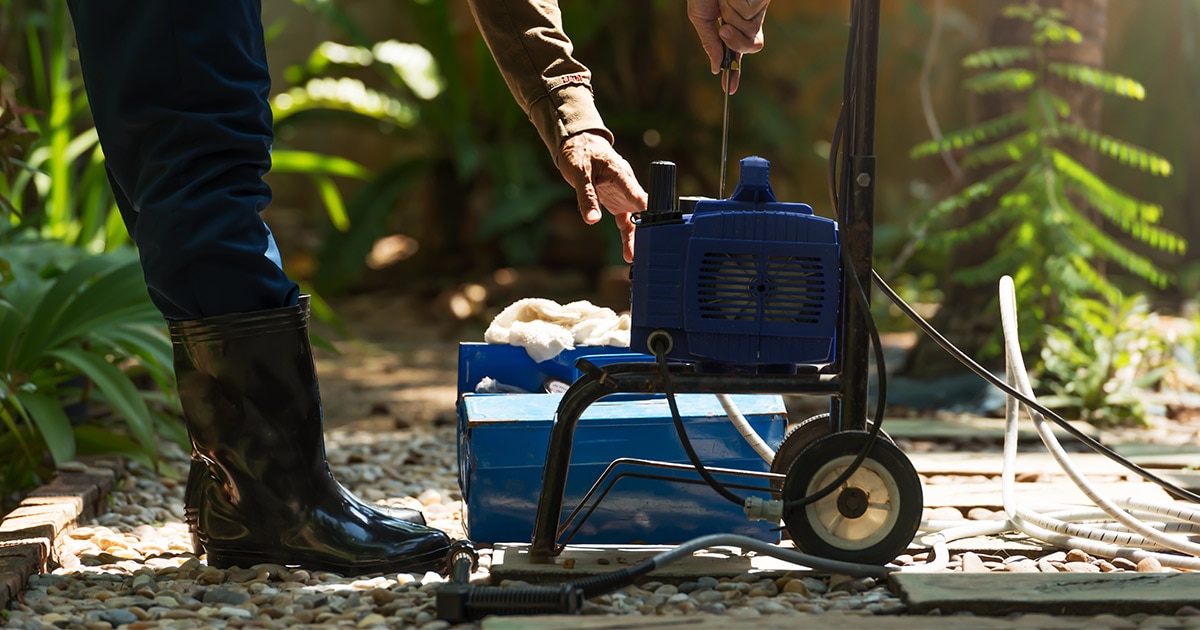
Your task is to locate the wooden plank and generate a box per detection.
[921,481,1171,511]
[489,542,819,584]
[908,452,1135,478]
[880,417,1097,441]
[891,572,1200,615]
[482,611,1180,629]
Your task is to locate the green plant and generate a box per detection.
[1036,292,1174,426]
[0,95,37,217]
[0,241,183,501]
[911,4,1187,339]
[1,0,370,252]
[277,0,576,292]
[1,0,125,251]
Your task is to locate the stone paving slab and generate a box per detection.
[481,611,1200,629]
[922,481,1172,511]
[879,417,1098,442]
[489,542,820,583]
[909,452,1136,478]
[891,573,1200,616]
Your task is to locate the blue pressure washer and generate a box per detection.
[439,0,923,621]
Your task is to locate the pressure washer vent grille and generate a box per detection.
[682,239,840,366]
[696,254,828,324]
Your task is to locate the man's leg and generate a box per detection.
[68,0,294,319]
[68,0,449,574]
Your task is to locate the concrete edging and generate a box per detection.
[0,457,125,611]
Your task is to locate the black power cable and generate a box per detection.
[873,270,1200,504]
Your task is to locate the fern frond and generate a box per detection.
[1059,124,1172,176]
[1065,178,1188,256]
[1047,63,1146,100]
[921,162,1025,226]
[1052,151,1160,224]
[960,131,1039,169]
[1057,193,1172,287]
[952,244,1033,286]
[962,46,1034,69]
[932,192,1027,250]
[1066,254,1122,303]
[965,69,1038,94]
[911,112,1027,159]
[1052,151,1188,256]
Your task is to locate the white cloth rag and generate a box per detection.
[484,298,630,362]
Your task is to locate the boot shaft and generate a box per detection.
[169,298,327,493]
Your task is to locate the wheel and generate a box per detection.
[770,413,893,491]
[781,430,922,565]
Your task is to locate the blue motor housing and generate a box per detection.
[630,156,841,370]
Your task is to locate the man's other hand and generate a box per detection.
[557,131,643,264]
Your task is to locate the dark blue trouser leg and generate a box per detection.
[67,0,299,320]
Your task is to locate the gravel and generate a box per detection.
[1,423,1193,629]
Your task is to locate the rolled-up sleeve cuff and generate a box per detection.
[528,83,614,165]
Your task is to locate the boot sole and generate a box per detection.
[205,543,449,576]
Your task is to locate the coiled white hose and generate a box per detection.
[908,276,1200,571]
[996,275,1200,569]
[718,275,1200,572]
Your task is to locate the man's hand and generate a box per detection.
[688,0,771,94]
[557,132,643,264]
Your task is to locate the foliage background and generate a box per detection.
[246,1,1197,310]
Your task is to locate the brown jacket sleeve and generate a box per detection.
[466,0,613,165]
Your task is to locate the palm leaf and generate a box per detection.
[72,425,156,470]
[14,253,117,366]
[12,390,74,464]
[272,78,418,127]
[46,346,158,461]
[311,175,350,231]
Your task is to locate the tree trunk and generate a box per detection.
[901,0,1108,378]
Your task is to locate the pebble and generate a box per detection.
[1137,557,1164,573]
[5,424,1185,628]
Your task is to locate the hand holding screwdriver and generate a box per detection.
[688,0,771,95]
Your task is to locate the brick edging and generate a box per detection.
[0,457,125,610]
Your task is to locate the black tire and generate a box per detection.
[770,413,893,491]
[781,431,922,565]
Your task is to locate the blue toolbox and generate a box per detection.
[456,342,786,545]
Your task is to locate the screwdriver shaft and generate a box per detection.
[720,81,730,199]
[719,46,738,199]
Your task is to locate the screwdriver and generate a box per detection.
[719,45,739,199]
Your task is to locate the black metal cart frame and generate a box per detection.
[529,0,882,562]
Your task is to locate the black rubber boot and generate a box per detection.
[172,298,449,575]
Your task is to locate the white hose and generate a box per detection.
[995,275,1200,569]
[730,274,1200,571]
[718,393,777,463]
[892,275,1200,572]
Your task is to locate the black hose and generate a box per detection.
[654,348,747,507]
[436,563,656,623]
